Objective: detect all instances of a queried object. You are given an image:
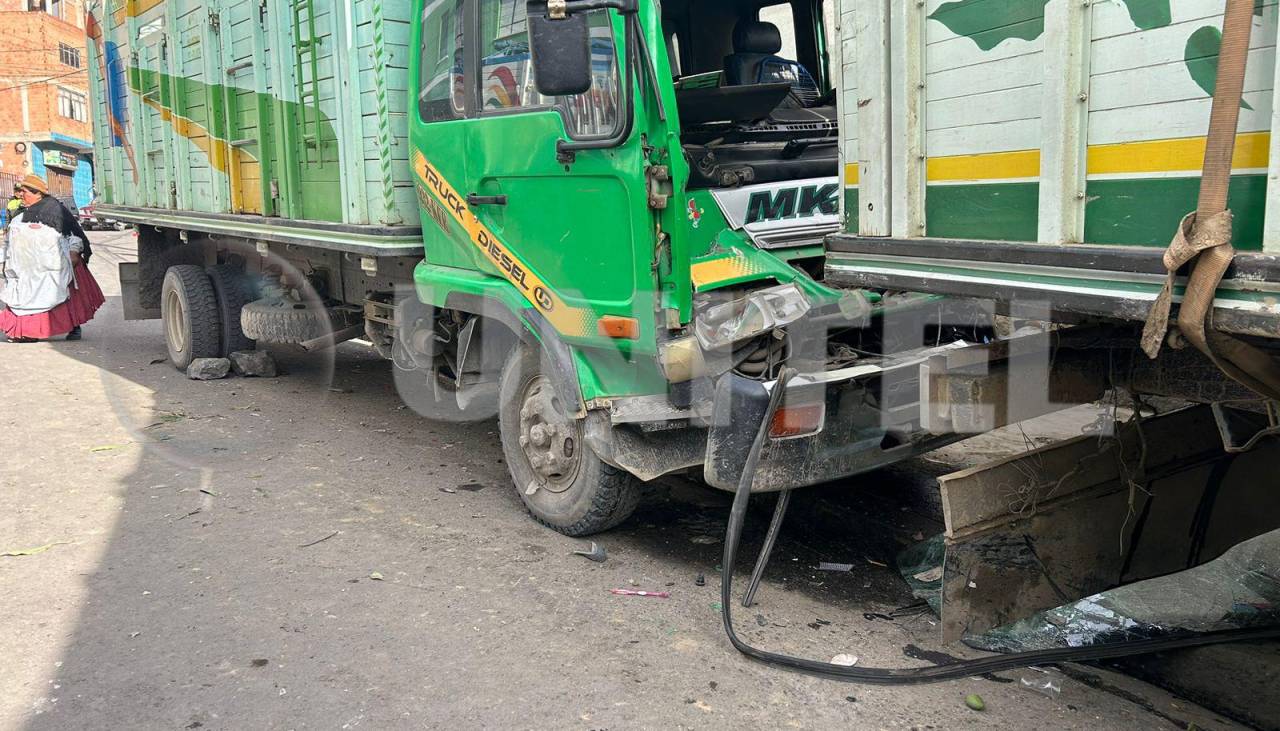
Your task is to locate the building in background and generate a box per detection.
[0,0,93,208]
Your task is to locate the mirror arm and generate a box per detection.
[537,0,638,18]
[531,0,636,19]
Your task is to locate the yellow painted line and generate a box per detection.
[922,132,1273,183]
[114,0,166,24]
[927,149,1041,182]
[413,151,592,338]
[690,251,764,290]
[1087,131,1270,175]
[844,163,859,186]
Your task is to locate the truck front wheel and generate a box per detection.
[498,343,640,536]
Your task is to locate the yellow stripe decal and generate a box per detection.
[918,132,1272,183]
[927,149,1041,182]
[690,250,766,290]
[114,0,166,24]
[1087,131,1270,175]
[412,151,592,338]
[843,163,860,186]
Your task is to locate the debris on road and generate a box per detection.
[369,572,385,581]
[830,654,858,667]
[965,693,986,711]
[695,573,706,587]
[438,487,457,494]
[187,358,231,381]
[610,589,670,598]
[298,531,339,548]
[572,541,607,563]
[1,541,70,557]
[229,350,278,378]
[89,444,127,453]
[1019,670,1062,697]
[690,535,719,545]
[817,562,853,572]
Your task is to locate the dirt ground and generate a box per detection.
[0,231,1250,730]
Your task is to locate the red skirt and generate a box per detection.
[0,262,105,339]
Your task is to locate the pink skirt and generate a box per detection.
[0,262,105,339]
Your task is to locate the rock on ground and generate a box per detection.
[229,350,277,378]
[186,357,230,380]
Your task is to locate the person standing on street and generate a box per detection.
[0,175,103,342]
[3,190,23,229]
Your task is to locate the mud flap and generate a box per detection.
[704,373,771,489]
[119,262,160,321]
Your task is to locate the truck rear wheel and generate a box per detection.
[162,265,222,370]
[206,264,256,356]
[498,343,640,536]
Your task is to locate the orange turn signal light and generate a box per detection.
[769,402,825,439]
[598,316,639,339]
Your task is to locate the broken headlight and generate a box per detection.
[694,283,811,351]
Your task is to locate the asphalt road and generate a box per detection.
[0,231,1245,730]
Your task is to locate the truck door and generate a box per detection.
[411,0,476,267]
[465,0,646,342]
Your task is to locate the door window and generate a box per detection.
[476,0,620,138]
[420,0,466,122]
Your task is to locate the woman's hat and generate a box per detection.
[17,174,49,196]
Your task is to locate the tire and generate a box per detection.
[498,342,640,536]
[206,264,256,356]
[240,298,331,344]
[162,265,222,370]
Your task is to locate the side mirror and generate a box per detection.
[528,10,592,96]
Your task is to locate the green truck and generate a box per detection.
[88,0,1280,535]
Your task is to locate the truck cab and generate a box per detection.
[402,0,989,533]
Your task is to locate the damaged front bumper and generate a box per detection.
[588,343,969,493]
[701,354,965,492]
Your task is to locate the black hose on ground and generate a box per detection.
[719,367,1280,685]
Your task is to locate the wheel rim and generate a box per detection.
[164,287,187,355]
[517,375,582,494]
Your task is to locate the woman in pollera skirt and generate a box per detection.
[0,174,104,342]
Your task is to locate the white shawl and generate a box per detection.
[0,219,73,316]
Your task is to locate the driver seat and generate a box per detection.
[723,20,820,105]
[723,20,783,86]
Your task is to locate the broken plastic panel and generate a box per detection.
[694,283,811,350]
[896,533,945,615]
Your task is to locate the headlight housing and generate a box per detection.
[694,283,811,351]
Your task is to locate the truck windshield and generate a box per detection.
[664,0,838,189]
